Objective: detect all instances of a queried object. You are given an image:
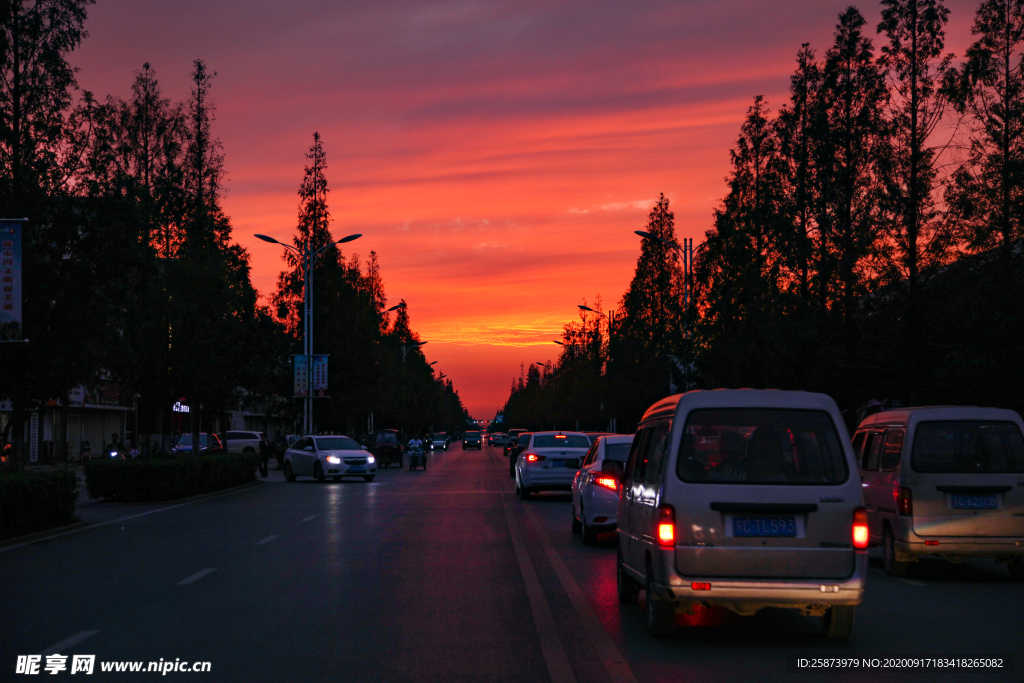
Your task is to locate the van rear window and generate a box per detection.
[912,421,1024,473]
[677,409,849,485]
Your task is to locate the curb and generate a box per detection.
[81,479,262,507]
[0,480,263,553]
[0,520,90,549]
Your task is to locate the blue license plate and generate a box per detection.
[349,466,365,473]
[733,516,797,537]
[950,494,997,509]
[550,460,564,467]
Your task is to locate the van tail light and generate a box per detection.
[852,507,869,549]
[592,475,618,491]
[897,487,913,516]
[656,504,675,547]
[525,453,545,463]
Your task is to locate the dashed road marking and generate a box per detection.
[255,535,279,545]
[38,630,99,656]
[177,568,217,585]
[302,515,318,522]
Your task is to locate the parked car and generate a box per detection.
[508,432,532,478]
[463,431,482,449]
[853,406,1024,580]
[171,432,222,455]
[225,430,265,454]
[572,434,633,543]
[373,429,403,468]
[430,432,450,451]
[514,431,591,499]
[283,434,376,483]
[490,432,508,447]
[617,390,867,640]
[504,429,527,456]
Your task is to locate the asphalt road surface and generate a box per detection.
[3,442,1021,682]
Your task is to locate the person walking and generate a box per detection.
[258,434,270,478]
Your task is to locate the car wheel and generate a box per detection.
[571,503,582,534]
[617,551,639,604]
[243,446,255,454]
[314,462,325,483]
[645,573,675,637]
[1007,559,1024,581]
[822,605,856,640]
[283,462,295,482]
[883,526,910,577]
[363,475,374,482]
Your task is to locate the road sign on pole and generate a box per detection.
[312,355,329,397]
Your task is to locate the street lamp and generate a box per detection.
[401,339,427,363]
[255,232,362,434]
[386,302,406,313]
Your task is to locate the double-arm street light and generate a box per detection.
[255,232,361,434]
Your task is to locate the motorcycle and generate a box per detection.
[408,444,427,471]
[104,444,126,460]
[80,440,92,464]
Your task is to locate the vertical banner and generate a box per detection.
[29,412,39,462]
[312,355,329,397]
[293,355,310,397]
[0,220,22,341]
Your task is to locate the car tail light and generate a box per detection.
[691,582,710,591]
[656,504,675,547]
[852,507,869,549]
[525,453,545,463]
[593,475,617,491]
[897,487,913,516]
[925,540,939,546]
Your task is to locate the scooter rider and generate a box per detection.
[408,435,424,453]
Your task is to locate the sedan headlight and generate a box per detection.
[326,455,341,465]
[367,455,375,464]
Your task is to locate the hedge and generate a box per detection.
[84,453,258,503]
[0,471,80,539]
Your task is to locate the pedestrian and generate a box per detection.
[258,435,270,478]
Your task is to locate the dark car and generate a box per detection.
[504,429,527,457]
[508,432,532,477]
[462,430,482,450]
[171,432,223,455]
[373,429,403,467]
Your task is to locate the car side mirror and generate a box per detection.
[304,446,313,451]
[602,460,624,476]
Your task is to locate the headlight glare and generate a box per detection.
[367,455,375,464]
[326,455,341,465]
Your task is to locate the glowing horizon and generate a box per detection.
[72,0,978,418]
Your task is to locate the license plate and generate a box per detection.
[950,494,997,509]
[550,459,564,467]
[349,466,365,473]
[733,516,796,537]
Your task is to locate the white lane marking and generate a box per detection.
[177,568,217,585]
[502,504,577,683]
[302,515,318,522]
[255,535,279,545]
[870,567,926,586]
[38,630,98,655]
[523,506,639,683]
[0,483,260,554]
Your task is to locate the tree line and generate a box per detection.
[504,0,1024,433]
[0,0,468,460]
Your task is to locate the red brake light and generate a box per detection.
[525,453,545,463]
[691,582,711,591]
[594,476,617,491]
[924,540,939,546]
[852,507,869,549]
[656,504,675,547]
[897,487,913,516]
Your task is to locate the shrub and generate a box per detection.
[84,453,258,503]
[0,471,79,539]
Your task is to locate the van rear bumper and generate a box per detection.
[896,537,1024,561]
[644,550,867,608]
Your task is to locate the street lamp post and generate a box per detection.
[255,232,361,434]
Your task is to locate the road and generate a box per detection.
[3,441,1021,682]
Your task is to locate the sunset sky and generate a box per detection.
[72,0,978,418]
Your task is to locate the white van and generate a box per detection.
[853,406,1024,579]
[616,390,867,639]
